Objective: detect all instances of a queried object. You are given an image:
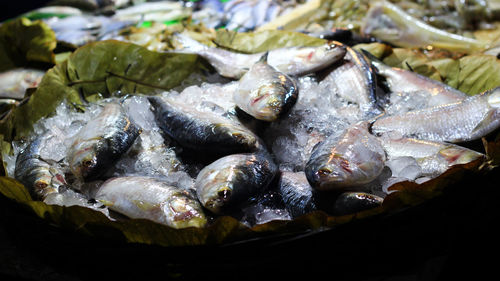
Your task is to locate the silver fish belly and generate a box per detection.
[234,54,298,121]
[305,122,387,191]
[68,102,140,181]
[371,59,467,107]
[379,136,485,176]
[372,87,500,143]
[95,176,206,229]
[15,135,66,199]
[148,95,259,155]
[195,153,278,214]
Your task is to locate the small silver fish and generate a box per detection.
[305,122,387,191]
[372,87,500,143]
[95,176,206,229]
[234,53,298,121]
[370,59,467,107]
[379,136,485,176]
[68,102,140,181]
[14,135,67,199]
[173,33,346,78]
[0,68,45,100]
[195,153,278,214]
[320,47,380,114]
[148,95,259,155]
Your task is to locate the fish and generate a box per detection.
[371,87,500,143]
[360,1,488,53]
[379,136,485,176]
[305,121,387,191]
[278,171,318,218]
[112,1,191,22]
[333,192,384,216]
[320,46,380,114]
[234,53,298,121]
[68,101,140,181]
[0,68,45,100]
[369,58,467,107]
[148,95,259,155]
[95,176,206,229]
[195,153,278,214]
[172,33,346,78]
[14,135,67,199]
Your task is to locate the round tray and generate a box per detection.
[1,167,498,280]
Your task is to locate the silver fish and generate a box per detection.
[379,136,485,176]
[234,53,298,121]
[320,47,379,114]
[0,68,45,100]
[278,171,318,218]
[68,102,140,181]
[333,192,384,216]
[305,122,387,191]
[14,135,67,199]
[95,176,206,229]
[148,95,259,155]
[370,59,467,107]
[372,87,500,143]
[173,33,346,78]
[195,153,278,214]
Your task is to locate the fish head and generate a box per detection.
[164,193,207,229]
[200,182,235,214]
[225,124,258,150]
[307,154,382,191]
[248,85,284,121]
[306,154,353,191]
[487,87,500,108]
[32,172,58,198]
[317,41,347,64]
[69,143,99,180]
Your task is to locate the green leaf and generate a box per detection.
[456,55,500,95]
[0,40,199,142]
[214,29,326,54]
[0,18,57,72]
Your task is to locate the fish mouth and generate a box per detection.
[203,185,233,214]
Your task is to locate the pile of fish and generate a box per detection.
[8,33,498,230]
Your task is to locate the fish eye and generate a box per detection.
[317,167,332,177]
[34,181,48,190]
[82,159,94,168]
[217,188,231,200]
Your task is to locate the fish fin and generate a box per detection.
[98,199,114,207]
[405,61,415,72]
[258,52,269,63]
[471,110,496,136]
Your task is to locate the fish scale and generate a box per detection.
[372,88,500,143]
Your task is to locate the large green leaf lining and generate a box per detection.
[0,18,57,72]
[0,40,199,142]
[213,29,326,53]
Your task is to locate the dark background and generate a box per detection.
[1,1,52,22]
[1,1,500,280]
